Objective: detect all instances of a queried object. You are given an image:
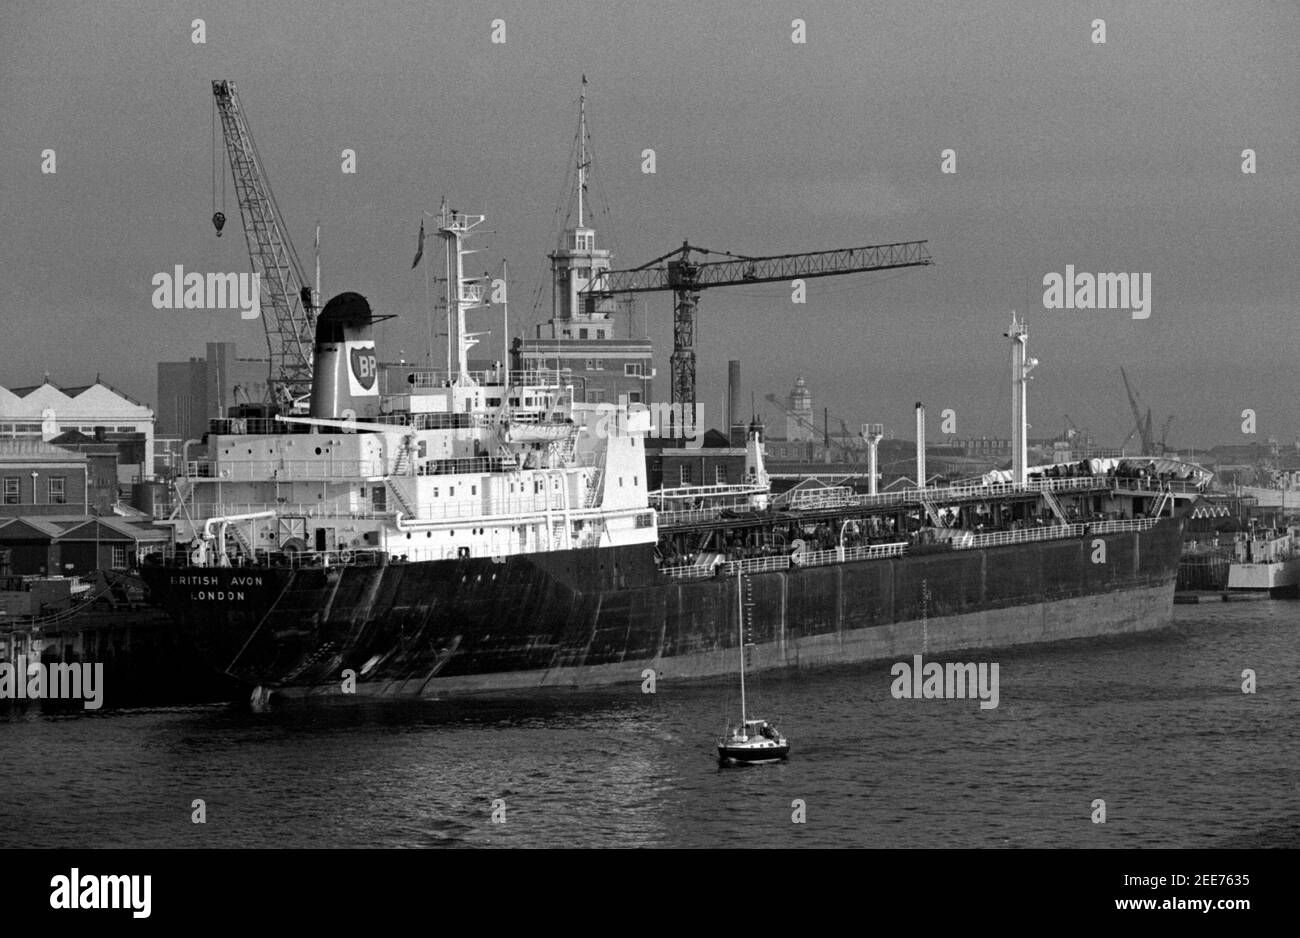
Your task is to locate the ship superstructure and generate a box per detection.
[168,205,666,569]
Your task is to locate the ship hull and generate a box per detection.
[140,516,1185,701]
[1226,559,1300,595]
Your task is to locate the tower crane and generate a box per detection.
[584,240,933,407]
[211,80,316,405]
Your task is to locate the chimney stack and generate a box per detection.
[728,360,743,446]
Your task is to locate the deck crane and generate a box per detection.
[211,80,315,406]
[583,240,932,408]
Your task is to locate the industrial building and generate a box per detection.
[156,341,270,441]
[0,440,90,516]
[0,379,155,482]
[0,515,169,576]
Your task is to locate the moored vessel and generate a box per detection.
[718,571,789,764]
[1226,527,1300,595]
[138,91,1207,705]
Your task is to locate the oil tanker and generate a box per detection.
[138,209,1203,702]
[139,87,1205,702]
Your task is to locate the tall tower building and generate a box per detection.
[786,377,815,442]
[519,80,653,406]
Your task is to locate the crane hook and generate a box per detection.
[212,211,226,237]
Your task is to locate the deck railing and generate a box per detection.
[659,474,1198,530]
[659,518,1160,579]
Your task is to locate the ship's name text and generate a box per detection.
[170,575,264,587]
[190,591,246,601]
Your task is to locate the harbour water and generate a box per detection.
[1,603,1295,849]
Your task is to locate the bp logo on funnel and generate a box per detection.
[348,343,378,394]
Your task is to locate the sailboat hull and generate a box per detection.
[717,741,790,764]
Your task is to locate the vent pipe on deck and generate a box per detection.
[915,402,926,488]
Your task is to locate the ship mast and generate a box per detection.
[1007,312,1037,485]
[439,202,488,383]
[737,570,746,727]
[577,76,587,228]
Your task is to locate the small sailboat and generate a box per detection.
[717,571,789,764]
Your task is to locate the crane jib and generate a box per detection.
[211,79,315,404]
[586,240,932,295]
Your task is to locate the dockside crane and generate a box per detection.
[1120,366,1154,456]
[584,240,933,408]
[211,80,316,405]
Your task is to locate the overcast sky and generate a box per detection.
[2,0,1297,448]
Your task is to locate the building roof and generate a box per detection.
[47,429,97,444]
[55,517,170,542]
[0,515,168,542]
[0,380,153,422]
[4,378,147,407]
[0,439,88,463]
[0,517,70,539]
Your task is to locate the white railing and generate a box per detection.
[147,546,388,569]
[656,507,733,526]
[1087,518,1160,535]
[1112,477,1205,494]
[795,542,910,568]
[964,524,1077,549]
[404,369,571,389]
[719,555,792,576]
[657,476,1115,526]
[180,502,392,520]
[186,459,376,481]
[650,484,766,505]
[658,563,716,580]
[965,518,1157,549]
[659,519,1161,579]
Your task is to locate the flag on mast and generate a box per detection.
[411,220,425,269]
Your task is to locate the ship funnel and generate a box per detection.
[309,292,381,421]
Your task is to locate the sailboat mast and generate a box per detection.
[737,571,746,727]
